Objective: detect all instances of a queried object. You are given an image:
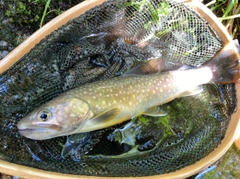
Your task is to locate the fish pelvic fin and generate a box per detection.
[143,106,168,117]
[205,40,240,84]
[80,108,121,132]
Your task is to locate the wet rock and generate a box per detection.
[0,40,8,47]
[0,50,8,59]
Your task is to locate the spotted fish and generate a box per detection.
[17,42,240,140]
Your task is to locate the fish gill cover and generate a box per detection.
[0,0,237,177]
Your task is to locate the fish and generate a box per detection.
[17,41,240,140]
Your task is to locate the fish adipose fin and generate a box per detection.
[81,108,121,132]
[206,40,240,84]
[143,106,168,117]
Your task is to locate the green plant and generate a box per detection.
[40,0,62,27]
[205,0,240,39]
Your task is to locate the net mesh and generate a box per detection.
[0,0,237,177]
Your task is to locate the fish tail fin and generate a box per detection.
[205,40,240,84]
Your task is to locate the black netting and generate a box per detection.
[0,0,236,177]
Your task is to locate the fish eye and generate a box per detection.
[38,110,51,121]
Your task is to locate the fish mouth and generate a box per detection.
[18,124,63,140]
[18,124,62,132]
[18,128,55,140]
[18,128,48,135]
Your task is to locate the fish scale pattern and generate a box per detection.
[0,0,237,177]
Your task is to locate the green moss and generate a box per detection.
[158,115,173,135]
[0,23,18,46]
[5,0,43,31]
[4,0,81,32]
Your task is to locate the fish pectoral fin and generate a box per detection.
[143,106,168,117]
[81,108,121,132]
[91,108,120,123]
[180,86,203,97]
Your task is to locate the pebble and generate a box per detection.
[0,50,8,59]
[0,40,8,47]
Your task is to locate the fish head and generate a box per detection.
[17,97,94,140]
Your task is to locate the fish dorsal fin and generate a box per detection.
[180,86,203,97]
[143,106,168,117]
[123,58,194,76]
[123,58,163,76]
[80,108,121,132]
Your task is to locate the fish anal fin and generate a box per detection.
[181,86,203,97]
[80,108,121,132]
[143,106,168,117]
